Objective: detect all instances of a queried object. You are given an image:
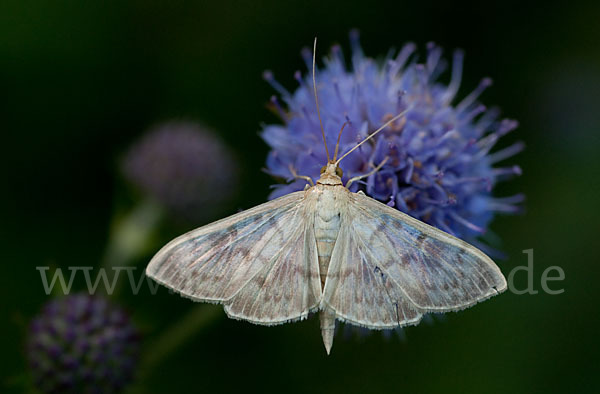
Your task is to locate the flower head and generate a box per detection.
[123,121,239,223]
[261,32,522,250]
[27,294,140,394]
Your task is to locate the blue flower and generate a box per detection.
[261,32,523,253]
[122,121,239,223]
[27,294,140,394]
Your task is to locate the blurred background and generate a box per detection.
[2,1,599,393]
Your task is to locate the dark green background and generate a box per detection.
[2,1,599,393]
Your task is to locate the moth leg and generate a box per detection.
[288,164,315,187]
[346,156,389,189]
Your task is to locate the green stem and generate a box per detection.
[99,198,163,297]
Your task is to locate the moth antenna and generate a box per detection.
[335,107,411,166]
[332,119,351,162]
[313,37,330,162]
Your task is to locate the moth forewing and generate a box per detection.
[345,191,507,312]
[146,190,322,322]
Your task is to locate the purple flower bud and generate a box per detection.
[261,33,522,252]
[122,121,239,223]
[27,294,140,393]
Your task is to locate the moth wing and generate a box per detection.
[330,191,506,315]
[322,219,423,329]
[146,191,322,324]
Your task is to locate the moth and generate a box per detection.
[146,39,507,354]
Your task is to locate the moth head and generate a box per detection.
[317,162,344,186]
[319,162,343,181]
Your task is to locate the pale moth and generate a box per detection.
[146,39,507,354]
